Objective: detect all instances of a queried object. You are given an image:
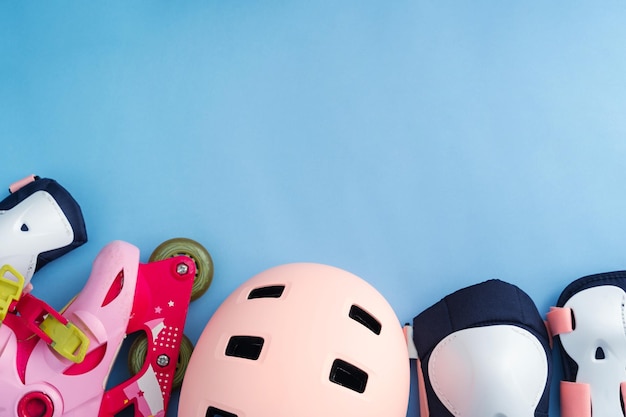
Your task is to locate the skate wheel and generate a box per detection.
[149,238,214,301]
[128,333,195,390]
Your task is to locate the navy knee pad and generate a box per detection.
[413,279,552,417]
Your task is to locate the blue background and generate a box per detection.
[2,2,626,416]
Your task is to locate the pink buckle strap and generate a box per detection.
[417,358,430,417]
[9,174,37,193]
[546,306,574,336]
[560,381,591,417]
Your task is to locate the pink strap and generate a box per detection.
[417,358,430,417]
[403,324,418,359]
[546,306,574,336]
[560,381,591,417]
[9,174,36,193]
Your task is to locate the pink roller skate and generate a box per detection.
[0,238,213,417]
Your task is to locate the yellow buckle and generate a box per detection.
[0,265,24,321]
[40,315,90,363]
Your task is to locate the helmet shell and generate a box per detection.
[179,263,410,417]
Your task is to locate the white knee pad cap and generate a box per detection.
[429,325,548,417]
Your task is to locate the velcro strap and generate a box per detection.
[560,381,590,417]
[9,174,36,193]
[546,306,574,336]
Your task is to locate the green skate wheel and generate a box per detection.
[127,333,194,390]
[149,238,214,301]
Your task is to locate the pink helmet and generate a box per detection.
[178,263,410,417]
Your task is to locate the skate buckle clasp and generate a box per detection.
[40,313,90,363]
[13,290,90,363]
[0,264,24,321]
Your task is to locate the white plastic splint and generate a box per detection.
[551,285,626,417]
[0,190,74,288]
[428,325,548,417]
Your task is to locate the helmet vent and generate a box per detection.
[349,305,381,335]
[21,223,29,232]
[330,359,368,393]
[248,285,285,299]
[206,406,238,417]
[225,336,264,360]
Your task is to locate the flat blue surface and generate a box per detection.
[2,2,626,416]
